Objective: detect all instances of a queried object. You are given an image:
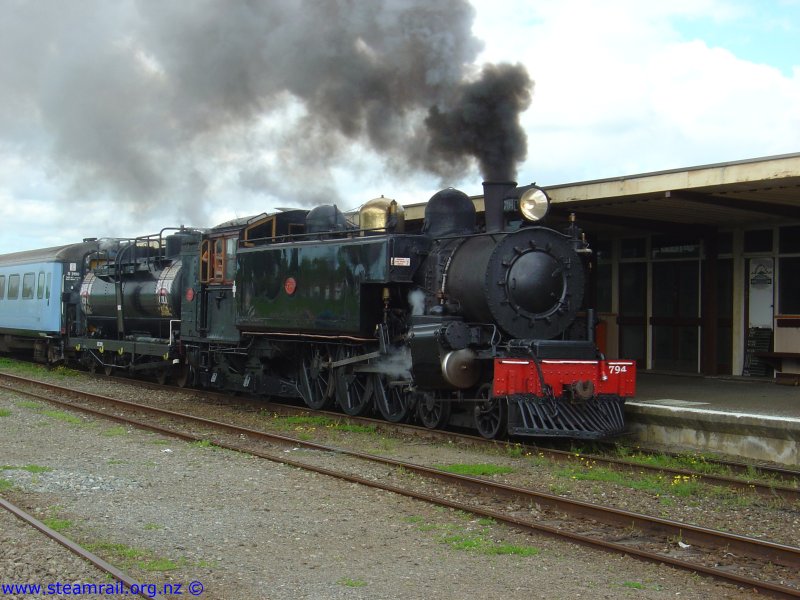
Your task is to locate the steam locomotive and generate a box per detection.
[0,181,635,439]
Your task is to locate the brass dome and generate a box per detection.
[359,196,405,234]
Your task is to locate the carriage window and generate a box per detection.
[37,272,45,299]
[46,273,51,300]
[0,275,5,300]
[8,274,20,299]
[22,273,35,299]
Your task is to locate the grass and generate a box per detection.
[0,478,12,491]
[441,533,540,556]
[101,426,128,437]
[41,409,83,425]
[366,437,397,454]
[139,558,179,571]
[553,461,747,504]
[405,514,540,557]
[0,357,80,379]
[190,439,217,449]
[0,408,11,417]
[0,357,43,375]
[1,464,53,473]
[85,541,180,571]
[270,413,377,435]
[437,463,515,477]
[42,517,72,532]
[610,444,780,485]
[621,580,663,591]
[336,578,367,588]
[16,400,43,410]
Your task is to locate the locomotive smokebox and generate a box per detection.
[483,181,517,233]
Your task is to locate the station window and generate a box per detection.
[596,263,612,312]
[779,225,800,254]
[0,275,5,300]
[620,238,646,259]
[37,272,45,299]
[22,273,35,299]
[651,234,699,259]
[717,232,733,255]
[8,274,20,299]
[594,239,613,261]
[779,257,800,314]
[744,229,773,253]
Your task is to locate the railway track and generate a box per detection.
[0,497,149,598]
[2,371,799,598]
[98,372,800,503]
[269,400,800,502]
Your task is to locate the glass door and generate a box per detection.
[651,261,699,372]
[618,262,647,367]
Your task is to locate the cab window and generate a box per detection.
[225,238,237,282]
[213,238,224,282]
[22,273,35,299]
[201,236,237,284]
[0,275,5,300]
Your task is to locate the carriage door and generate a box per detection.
[202,236,239,341]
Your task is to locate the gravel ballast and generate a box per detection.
[0,380,760,599]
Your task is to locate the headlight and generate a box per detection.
[519,187,550,221]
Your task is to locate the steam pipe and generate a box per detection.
[482,181,517,233]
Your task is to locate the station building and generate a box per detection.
[408,152,800,382]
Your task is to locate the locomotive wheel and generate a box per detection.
[473,384,508,439]
[300,349,333,410]
[155,367,169,385]
[174,363,193,388]
[416,392,451,430]
[335,369,372,416]
[374,375,413,423]
[330,346,372,416]
[87,358,98,374]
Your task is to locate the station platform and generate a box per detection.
[625,372,800,467]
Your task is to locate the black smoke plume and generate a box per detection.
[0,0,533,224]
[424,63,533,181]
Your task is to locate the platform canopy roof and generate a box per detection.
[544,152,800,235]
[405,152,800,235]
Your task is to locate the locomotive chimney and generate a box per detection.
[482,181,517,233]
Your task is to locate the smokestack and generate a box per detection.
[482,181,517,233]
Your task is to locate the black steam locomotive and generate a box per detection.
[0,181,635,439]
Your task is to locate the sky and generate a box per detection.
[0,0,799,254]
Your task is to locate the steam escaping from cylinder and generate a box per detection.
[408,289,427,316]
[373,347,413,381]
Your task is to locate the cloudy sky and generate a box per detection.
[1,0,798,254]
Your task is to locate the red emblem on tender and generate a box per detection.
[284,277,297,295]
[185,288,195,302]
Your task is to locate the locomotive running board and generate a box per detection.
[507,394,626,439]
